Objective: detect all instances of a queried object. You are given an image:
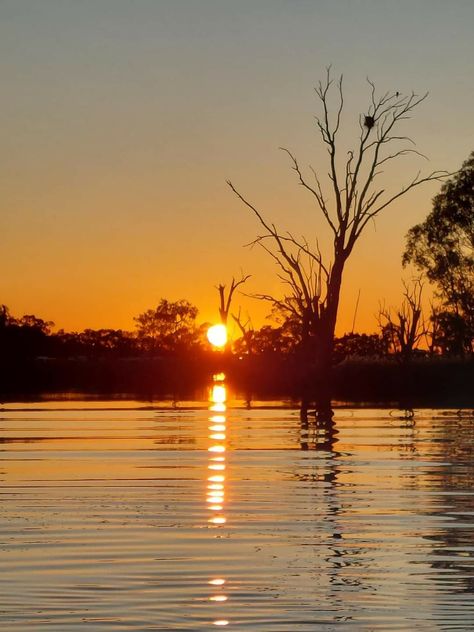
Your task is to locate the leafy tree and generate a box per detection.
[229,69,448,417]
[429,309,472,356]
[0,306,54,358]
[234,324,295,356]
[0,304,14,328]
[134,299,199,353]
[75,329,137,357]
[404,151,474,353]
[18,314,54,335]
[333,332,387,362]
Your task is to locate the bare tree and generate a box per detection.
[378,278,427,361]
[231,307,254,355]
[216,273,251,326]
[228,68,449,418]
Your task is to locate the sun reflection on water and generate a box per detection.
[206,373,230,625]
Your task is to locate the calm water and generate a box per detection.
[1,385,474,630]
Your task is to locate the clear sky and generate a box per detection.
[1,0,473,335]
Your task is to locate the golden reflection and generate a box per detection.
[210,403,226,413]
[209,516,227,525]
[209,595,228,602]
[210,433,226,440]
[206,373,229,624]
[208,579,226,586]
[211,385,227,405]
[208,445,226,453]
[210,414,226,423]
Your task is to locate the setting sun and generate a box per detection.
[207,324,228,348]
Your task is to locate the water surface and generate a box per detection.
[1,391,474,630]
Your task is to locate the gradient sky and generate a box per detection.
[2,0,473,336]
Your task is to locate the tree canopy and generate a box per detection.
[404,151,474,352]
[134,298,200,353]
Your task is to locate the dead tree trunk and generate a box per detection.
[228,68,450,418]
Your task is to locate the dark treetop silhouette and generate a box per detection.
[404,151,474,355]
[228,68,450,419]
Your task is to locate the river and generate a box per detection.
[1,380,473,630]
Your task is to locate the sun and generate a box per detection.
[207,324,228,348]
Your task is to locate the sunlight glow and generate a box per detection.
[209,516,227,525]
[209,595,228,602]
[207,324,228,348]
[209,579,226,586]
[207,496,224,504]
[210,403,226,412]
[209,445,225,453]
[210,415,226,422]
[213,619,229,626]
[211,385,227,404]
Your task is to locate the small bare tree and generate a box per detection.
[228,68,449,417]
[231,307,254,355]
[378,278,426,361]
[215,273,251,325]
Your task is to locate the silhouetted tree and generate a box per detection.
[212,273,250,353]
[0,307,54,358]
[77,329,137,357]
[0,304,14,328]
[231,308,254,355]
[378,278,426,361]
[216,273,251,325]
[18,314,54,335]
[235,324,295,356]
[333,332,387,362]
[429,309,473,356]
[228,68,448,417]
[404,151,474,354]
[134,299,199,354]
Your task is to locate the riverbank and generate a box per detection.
[1,355,473,407]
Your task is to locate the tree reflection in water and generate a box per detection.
[298,404,374,602]
[300,404,339,454]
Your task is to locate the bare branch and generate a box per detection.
[354,170,451,241]
[280,147,338,235]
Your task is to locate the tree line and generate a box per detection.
[1,148,472,366]
[1,71,472,407]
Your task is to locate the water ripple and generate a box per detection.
[1,397,473,630]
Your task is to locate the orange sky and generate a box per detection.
[1,1,473,336]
